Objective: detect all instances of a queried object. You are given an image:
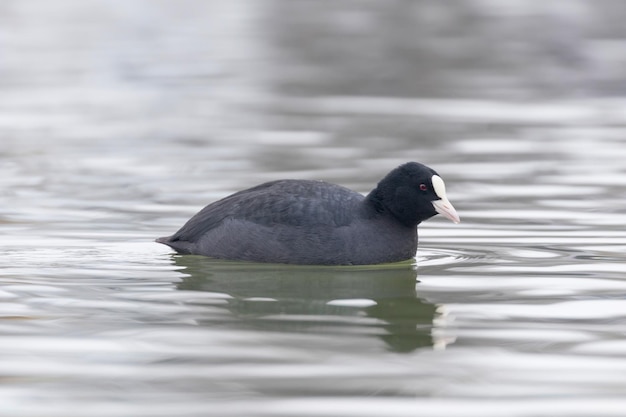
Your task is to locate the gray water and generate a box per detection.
[1,1,626,416]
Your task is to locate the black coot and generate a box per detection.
[157,162,460,265]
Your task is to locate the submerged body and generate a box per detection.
[157,162,460,265]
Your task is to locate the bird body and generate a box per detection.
[157,162,459,265]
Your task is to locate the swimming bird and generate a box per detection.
[157,162,460,265]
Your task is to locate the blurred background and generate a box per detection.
[1,1,625,416]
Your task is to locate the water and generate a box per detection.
[1,1,626,416]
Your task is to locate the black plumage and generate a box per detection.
[157,162,459,265]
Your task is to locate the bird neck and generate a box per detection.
[364,187,386,214]
[364,186,423,228]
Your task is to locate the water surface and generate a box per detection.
[1,1,626,416]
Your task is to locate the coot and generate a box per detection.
[157,162,460,265]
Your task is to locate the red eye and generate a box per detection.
[419,184,428,191]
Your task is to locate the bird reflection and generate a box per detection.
[173,255,439,352]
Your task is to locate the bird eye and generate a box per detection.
[419,184,428,191]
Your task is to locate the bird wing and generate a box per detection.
[166,180,363,244]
